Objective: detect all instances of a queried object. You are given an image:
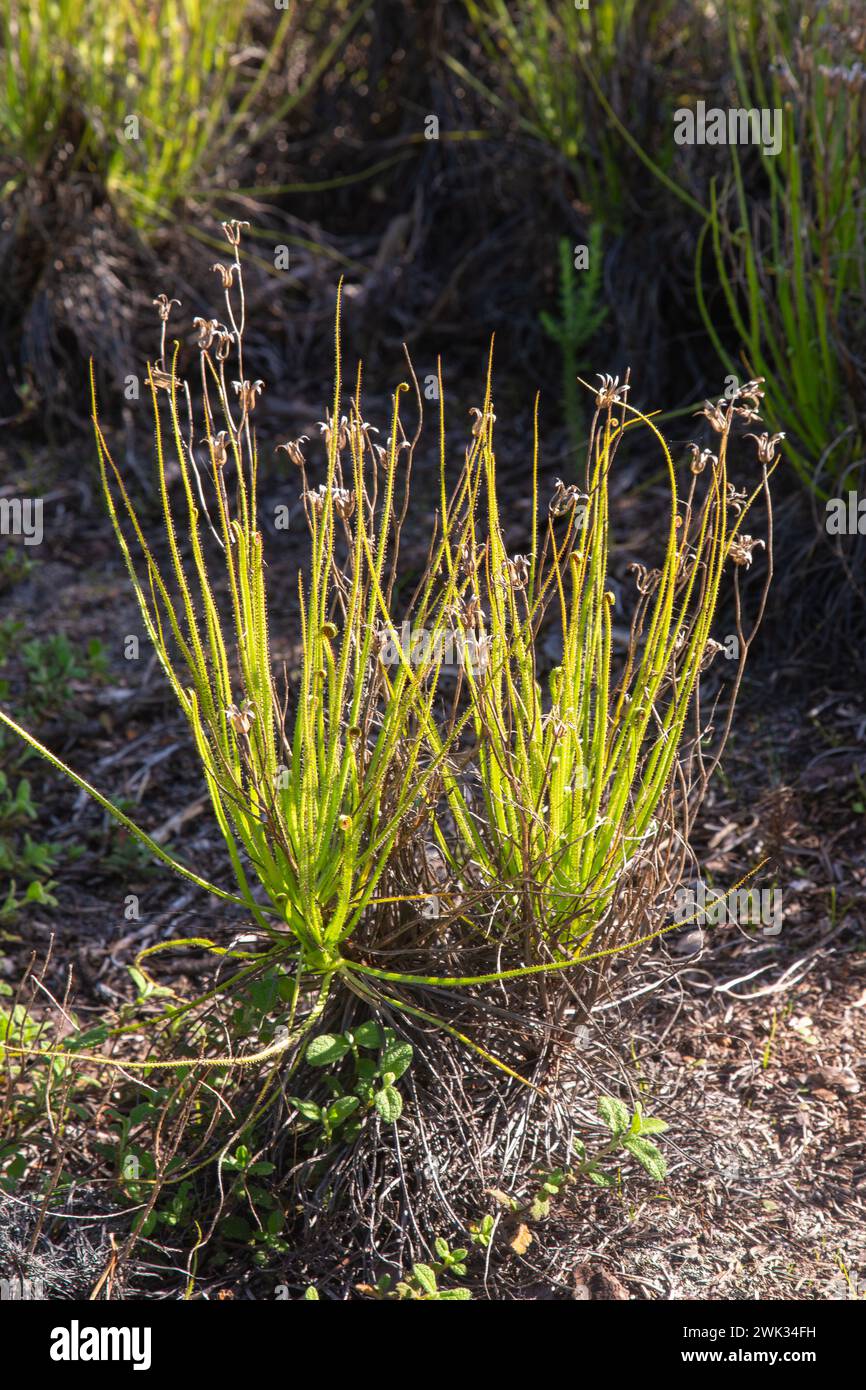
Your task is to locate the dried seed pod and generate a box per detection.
[700,638,725,671]
[232,379,264,413]
[549,478,585,517]
[212,262,235,290]
[317,410,349,451]
[276,436,309,468]
[734,377,765,405]
[153,293,181,322]
[744,431,785,464]
[458,540,482,576]
[695,399,728,433]
[332,487,356,520]
[204,431,230,467]
[594,373,629,409]
[221,219,250,247]
[350,417,379,453]
[628,562,661,596]
[729,535,766,568]
[819,61,866,91]
[506,553,530,590]
[469,406,496,438]
[687,444,718,474]
[193,317,222,351]
[226,700,255,735]
[149,364,180,392]
[304,485,327,514]
[214,328,233,361]
[460,595,483,628]
[726,483,749,515]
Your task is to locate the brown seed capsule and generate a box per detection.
[550,478,586,517]
[469,406,496,438]
[317,411,349,452]
[700,638,725,670]
[332,487,356,520]
[232,379,264,413]
[276,436,309,468]
[726,483,748,515]
[153,293,181,322]
[729,534,766,568]
[222,219,250,247]
[149,366,177,392]
[594,373,629,409]
[212,263,235,290]
[695,399,728,433]
[744,431,785,464]
[688,444,718,474]
[193,317,221,350]
[506,554,530,590]
[226,700,255,735]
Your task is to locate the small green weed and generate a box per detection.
[0,766,59,921]
[21,634,106,714]
[357,1239,471,1300]
[540,227,608,448]
[0,548,33,592]
[289,1024,414,1146]
[477,1095,669,1255]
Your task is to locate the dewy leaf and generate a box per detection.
[306,1033,350,1067]
[587,1168,615,1188]
[127,966,152,999]
[289,1097,322,1123]
[353,1020,384,1049]
[637,1116,669,1135]
[327,1095,360,1126]
[623,1134,668,1181]
[380,1040,413,1080]
[598,1095,630,1135]
[412,1263,438,1296]
[374,1085,403,1123]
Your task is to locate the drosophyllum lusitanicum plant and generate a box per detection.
[0,220,778,1082]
